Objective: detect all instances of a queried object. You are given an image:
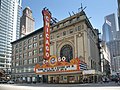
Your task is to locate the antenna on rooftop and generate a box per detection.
[50,17,59,25]
[78,3,87,12]
[68,12,71,17]
[72,11,75,15]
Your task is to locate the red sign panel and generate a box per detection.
[42,9,51,60]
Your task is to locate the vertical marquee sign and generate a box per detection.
[42,8,51,60]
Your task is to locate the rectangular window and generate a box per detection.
[24,60,27,65]
[16,44,18,48]
[63,31,66,36]
[16,62,19,66]
[19,54,22,59]
[33,57,38,63]
[33,36,37,42]
[78,25,81,31]
[39,47,43,53]
[33,43,37,48]
[23,46,27,51]
[19,48,22,53]
[28,38,32,44]
[19,42,22,47]
[15,55,19,60]
[28,44,32,49]
[57,33,60,38]
[39,40,43,45]
[69,29,73,34]
[28,51,32,56]
[39,33,43,39]
[19,60,22,65]
[39,56,43,62]
[23,40,27,45]
[28,59,33,64]
[15,49,18,53]
[33,49,37,55]
[23,53,27,58]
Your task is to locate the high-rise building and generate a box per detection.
[117,0,120,30]
[0,0,22,74]
[100,41,111,76]
[20,7,35,37]
[107,40,120,73]
[102,13,117,42]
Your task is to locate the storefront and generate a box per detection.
[82,70,102,83]
[48,72,83,84]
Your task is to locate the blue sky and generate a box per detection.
[21,0,118,33]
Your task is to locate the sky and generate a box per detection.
[21,0,118,33]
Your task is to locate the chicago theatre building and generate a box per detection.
[11,10,101,83]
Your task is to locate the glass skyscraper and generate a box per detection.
[102,13,117,42]
[0,0,22,73]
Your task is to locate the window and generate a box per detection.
[28,44,32,49]
[78,25,81,31]
[19,60,22,65]
[23,40,27,45]
[23,46,27,51]
[16,62,19,66]
[15,55,19,60]
[57,33,60,38]
[24,60,27,65]
[60,44,73,62]
[19,42,22,47]
[16,44,18,48]
[15,49,18,53]
[39,56,43,62]
[63,31,66,36]
[39,33,43,39]
[28,59,32,64]
[33,36,37,42]
[69,29,73,34]
[19,54,22,59]
[82,24,84,29]
[33,49,37,55]
[28,38,32,44]
[33,57,38,63]
[51,35,53,39]
[39,47,43,53]
[33,43,37,48]
[28,51,32,56]
[19,48,22,53]
[39,40,43,45]
[23,53,27,58]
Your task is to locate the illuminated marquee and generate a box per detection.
[42,8,51,60]
[35,56,87,75]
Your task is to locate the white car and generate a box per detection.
[7,80,14,84]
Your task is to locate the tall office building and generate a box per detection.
[107,40,120,73]
[0,0,22,74]
[102,13,117,42]
[20,7,35,37]
[118,0,120,30]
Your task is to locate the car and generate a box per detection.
[7,80,14,84]
[0,80,7,84]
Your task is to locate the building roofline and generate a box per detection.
[11,27,43,44]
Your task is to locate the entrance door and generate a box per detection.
[50,77,54,83]
[56,77,59,83]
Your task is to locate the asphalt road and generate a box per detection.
[0,82,120,90]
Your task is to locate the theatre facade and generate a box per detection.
[11,9,101,83]
[35,10,101,83]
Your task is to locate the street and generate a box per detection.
[0,82,120,90]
